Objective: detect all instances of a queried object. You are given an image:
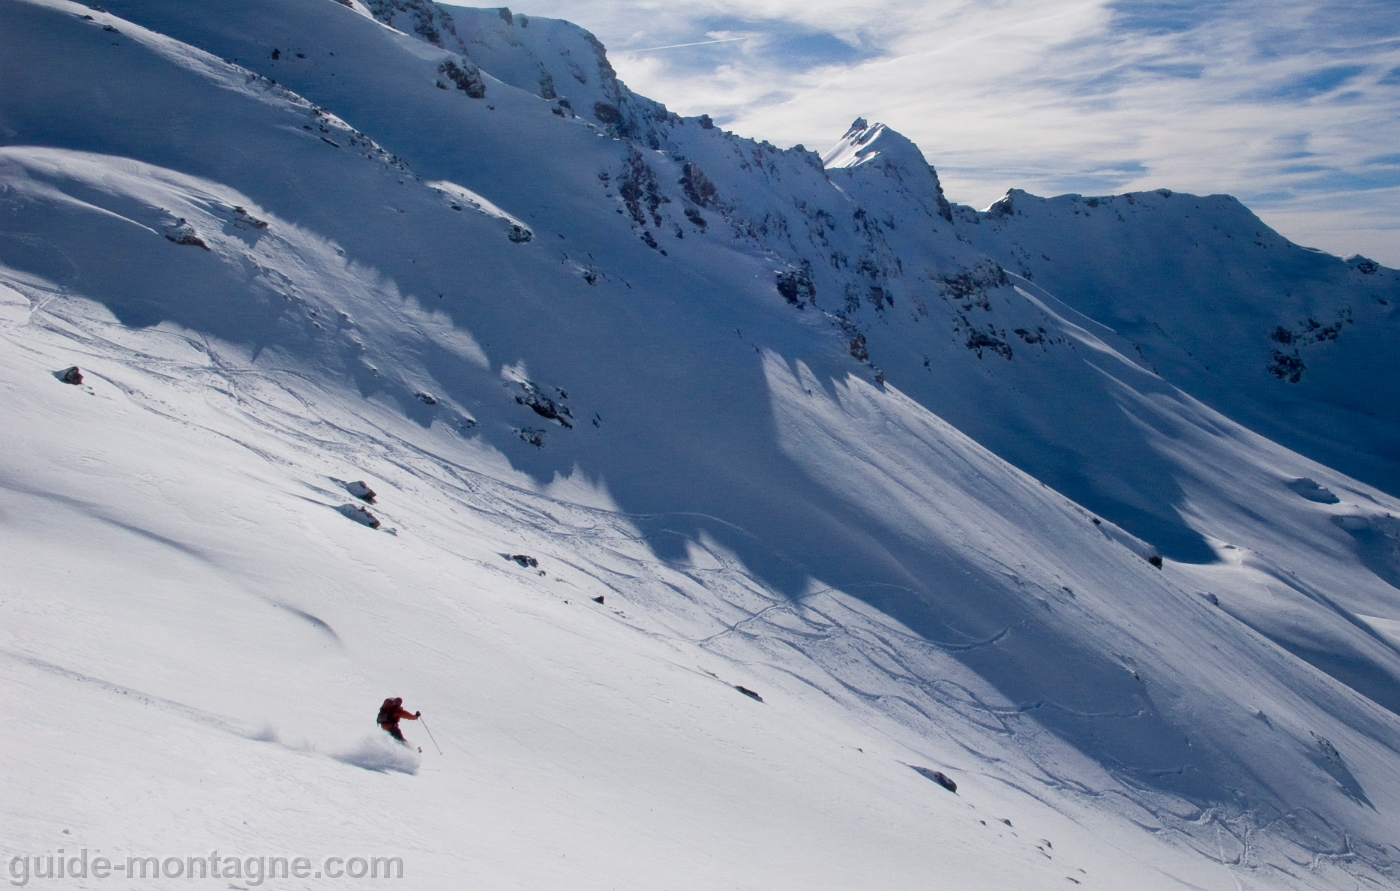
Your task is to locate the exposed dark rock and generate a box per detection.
[776,263,816,306]
[1148,555,1163,568]
[507,223,533,243]
[938,261,1008,310]
[618,148,668,227]
[1268,350,1305,383]
[680,162,718,208]
[1348,255,1380,275]
[232,206,269,229]
[1270,311,1351,365]
[593,102,621,125]
[505,553,538,568]
[437,59,485,98]
[367,0,458,46]
[592,595,605,604]
[514,380,573,427]
[684,208,707,231]
[415,391,438,405]
[163,219,209,250]
[987,193,1016,218]
[966,328,1012,360]
[735,685,763,702]
[697,114,714,129]
[849,332,869,362]
[56,366,84,385]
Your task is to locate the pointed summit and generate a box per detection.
[822,117,934,174]
[822,118,952,221]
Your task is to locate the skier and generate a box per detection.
[377,697,421,745]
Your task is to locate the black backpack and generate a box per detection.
[377,698,399,725]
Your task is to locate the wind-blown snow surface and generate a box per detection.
[2,0,1400,887]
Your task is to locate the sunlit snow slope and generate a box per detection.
[2,1,1399,888]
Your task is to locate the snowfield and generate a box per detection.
[2,0,1399,888]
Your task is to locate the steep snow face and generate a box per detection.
[3,1,1400,888]
[365,0,681,141]
[823,117,953,223]
[958,188,1400,496]
[438,5,671,138]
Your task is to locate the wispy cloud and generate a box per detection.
[511,0,1400,264]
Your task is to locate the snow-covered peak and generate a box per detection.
[822,118,909,170]
[823,118,953,222]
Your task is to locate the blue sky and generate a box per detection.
[510,0,1400,265]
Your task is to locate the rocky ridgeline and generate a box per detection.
[354,0,1399,504]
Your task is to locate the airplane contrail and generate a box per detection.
[615,36,750,54]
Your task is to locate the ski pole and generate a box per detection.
[419,715,443,754]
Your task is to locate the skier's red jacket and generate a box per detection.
[377,697,419,727]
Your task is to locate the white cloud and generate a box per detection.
[513,0,1400,265]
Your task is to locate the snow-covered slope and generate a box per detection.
[2,1,1399,888]
[958,187,1400,499]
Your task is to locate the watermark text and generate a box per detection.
[7,850,403,886]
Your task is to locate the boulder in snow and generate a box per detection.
[231,205,269,229]
[163,218,209,250]
[337,503,381,529]
[346,480,377,503]
[910,765,958,793]
[54,366,83,385]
